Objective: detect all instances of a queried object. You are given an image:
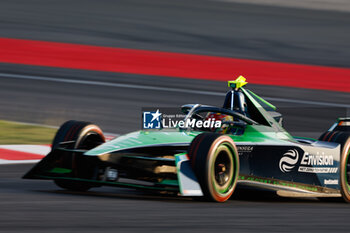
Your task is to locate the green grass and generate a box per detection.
[0,120,57,144]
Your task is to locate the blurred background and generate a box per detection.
[0,1,349,232]
[0,0,349,137]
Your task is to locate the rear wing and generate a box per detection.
[328,118,350,132]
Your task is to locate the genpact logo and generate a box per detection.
[279,149,299,173]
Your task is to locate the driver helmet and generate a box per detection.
[205,112,233,133]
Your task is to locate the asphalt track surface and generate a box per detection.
[0,0,350,232]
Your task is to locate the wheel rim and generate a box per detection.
[211,143,235,195]
[78,132,105,149]
[72,126,105,177]
[75,125,105,150]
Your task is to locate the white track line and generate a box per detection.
[0,73,349,108]
[0,134,119,165]
[263,97,349,108]
[214,0,350,13]
[0,159,40,164]
[0,145,51,156]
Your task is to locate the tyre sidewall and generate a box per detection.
[206,135,239,202]
[189,133,239,202]
[340,138,350,202]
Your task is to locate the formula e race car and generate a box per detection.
[23,76,350,202]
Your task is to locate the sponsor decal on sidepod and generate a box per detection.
[279,149,299,173]
[324,179,338,185]
[279,149,337,174]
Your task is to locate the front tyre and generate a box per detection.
[52,120,105,150]
[54,179,92,192]
[52,120,105,191]
[188,133,239,202]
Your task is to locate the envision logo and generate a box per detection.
[301,152,333,166]
[279,149,299,173]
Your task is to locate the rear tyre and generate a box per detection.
[319,131,350,202]
[188,133,239,202]
[52,120,105,191]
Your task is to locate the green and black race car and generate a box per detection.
[24,76,350,202]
